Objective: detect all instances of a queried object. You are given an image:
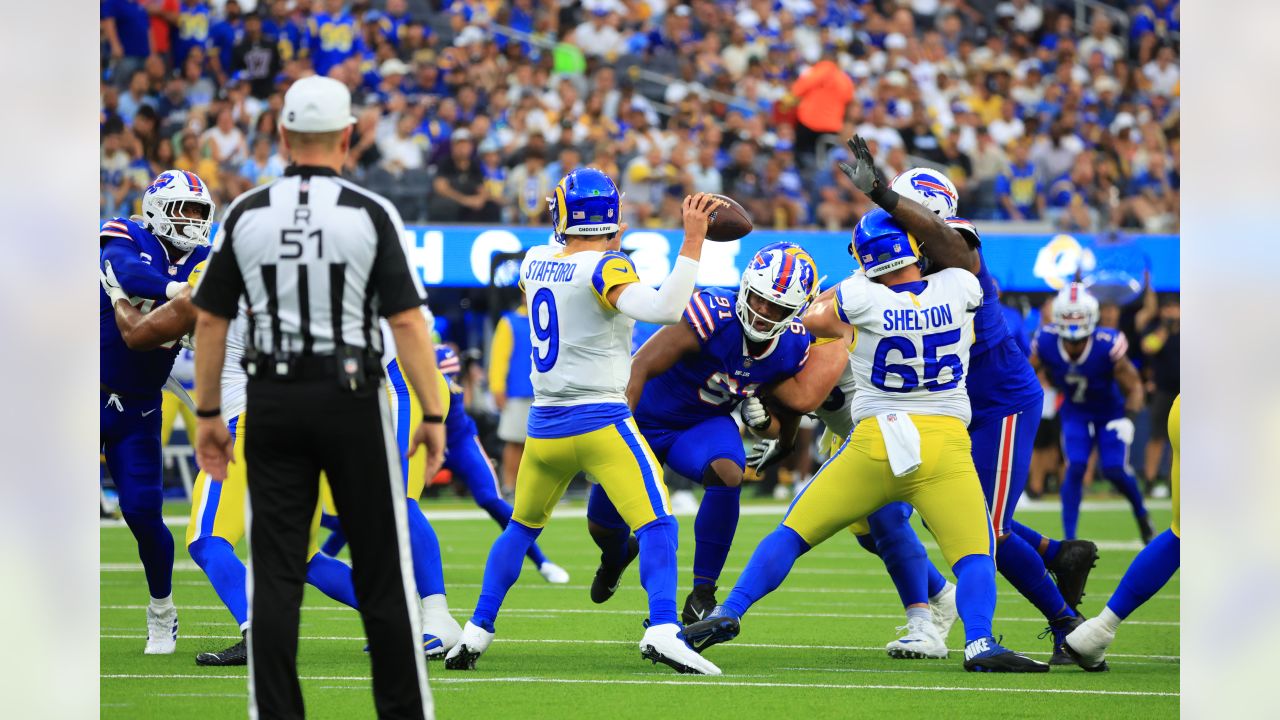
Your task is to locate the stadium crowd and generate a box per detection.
[100,0,1179,232]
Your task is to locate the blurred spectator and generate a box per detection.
[688,144,723,195]
[790,47,854,159]
[1143,45,1180,98]
[101,0,152,87]
[505,147,551,225]
[1078,13,1124,64]
[995,138,1044,221]
[201,107,248,167]
[378,113,426,174]
[1046,153,1098,231]
[232,11,282,100]
[1139,291,1180,483]
[429,130,498,222]
[987,101,1025,148]
[238,135,287,189]
[488,297,534,495]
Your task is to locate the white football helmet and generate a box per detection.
[736,242,819,342]
[890,167,960,217]
[1052,283,1100,340]
[140,169,215,252]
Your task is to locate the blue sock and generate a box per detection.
[996,534,1074,621]
[867,508,930,607]
[123,510,174,599]
[479,497,550,568]
[953,554,997,644]
[927,562,948,598]
[634,515,680,626]
[1102,465,1149,521]
[1061,462,1086,539]
[305,552,359,609]
[188,536,247,626]
[1107,529,1180,619]
[405,498,446,597]
[721,525,810,619]
[693,485,741,586]
[472,520,541,630]
[1010,521,1061,563]
[587,483,632,566]
[320,528,347,557]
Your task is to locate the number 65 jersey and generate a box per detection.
[835,267,982,426]
[519,244,639,409]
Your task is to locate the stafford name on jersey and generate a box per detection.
[883,304,955,332]
[525,259,578,284]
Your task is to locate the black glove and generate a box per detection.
[837,135,899,211]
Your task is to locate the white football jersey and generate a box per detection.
[222,311,250,418]
[812,357,858,440]
[836,267,982,425]
[520,244,639,406]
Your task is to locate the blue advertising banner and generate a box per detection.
[402,225,1179,294]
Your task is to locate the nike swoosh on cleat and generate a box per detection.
[141,409,157,416]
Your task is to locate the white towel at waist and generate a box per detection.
[876,412,922,477]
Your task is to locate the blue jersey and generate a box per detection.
[943,218,1044,423]
[100,217,209,395]
[1033,326,1128,419]
[634,288,811,430]
[436,345,478,441]
[174,3,211,68]
[309,12,363,75]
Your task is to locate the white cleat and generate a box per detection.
[1064,616,1114,671]
[929,583,959,640]
[144,602,178,655]
[538,561,571,584]
[885,615,949,659]
[639,623,722,675]
[444,621,494,670]
[421,607,463,659]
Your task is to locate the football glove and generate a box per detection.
[745,438,789,472]
[739,396,772,432]
[1104,417,1135,445]
[100,261,129,305]
[837,135,892,203]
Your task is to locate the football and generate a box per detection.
[704,194,754,241]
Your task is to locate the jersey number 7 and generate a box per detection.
[871,328,963,393]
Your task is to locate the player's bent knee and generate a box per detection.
[188,535,234,568]
[704,459,743,488]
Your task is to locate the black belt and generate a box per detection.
[243,350,382,385]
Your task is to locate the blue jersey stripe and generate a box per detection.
[199,479,223,539]
[615,420,667,519]
[385,359,411,490]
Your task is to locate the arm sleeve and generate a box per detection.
[190,226,245,319]
[615,255,699,324]
[590,251,641,311]
[101,239,173,300]
[367,196,425,317]
[488,317,513,396]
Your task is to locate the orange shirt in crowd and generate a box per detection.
[790,60,854,134]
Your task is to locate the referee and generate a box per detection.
[191,76,445,720]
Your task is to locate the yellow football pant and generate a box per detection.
[1169,394,1180,538]
[783,415,994,567]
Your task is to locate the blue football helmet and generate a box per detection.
[737,242,819,341]
[547,167,622,243]
[851,209,921,278]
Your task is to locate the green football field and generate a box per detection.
[101,496,1178,719]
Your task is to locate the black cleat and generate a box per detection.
[196,633,247,666]
[1138,515,1154,545]
[683,612,741,654]
[1042,615,1084,666]
[681,583,719,626]
[590,536,640,604]
[963,637,1050,673]
[444,644,482,671]
[1047,539,1098,610]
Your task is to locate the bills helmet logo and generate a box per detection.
[146,172,176,195]
[909,173,957,212]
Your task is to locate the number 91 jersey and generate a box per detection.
[519,244,638,407]
[836,267,982,425]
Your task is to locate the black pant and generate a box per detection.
[245,374,430,720]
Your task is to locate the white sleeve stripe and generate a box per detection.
[686,302,708,340]
[1110,333,1129,359]
[691,293,715,327]
[100,231,132,240]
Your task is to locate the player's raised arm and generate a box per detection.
[625,321,700,409]
[838,135,979,274]
[608,193,716,323]
[802,286,855,342]
[100,231,187,300]
[769,337,848,414]
[101,263,198,350]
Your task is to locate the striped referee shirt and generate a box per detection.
[192,165,425,356]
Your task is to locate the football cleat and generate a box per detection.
[639,623,722,675]
[962,636,1050,673]
[422,603,462,659]
[1041,614,1086,666]
[681,583,719,626]
[538,561,571,584]
[886,615,949,659]
[1138,515,1155,545]
[195,633,246,666]
[1063,616,1113,672]
[682,608,741,653]
[929,583,959,640]
[444,621,494,670]
[145,602,178,655]
[590,535,640,604]
[1047,539,1098,610]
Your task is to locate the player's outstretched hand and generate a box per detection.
[837,135,888,198]
[408,420,446,486]
[681,192,719,242]
[195,417,235,481]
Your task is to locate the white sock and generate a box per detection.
[1097,607,1122,633]
[239,621,251,634]
[906,606,932,624]
[149,594,174,610]
[421,593,450,615]
[930,581,955,601]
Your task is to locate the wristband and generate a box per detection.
[196,406,221,418]
[870,186,900,212]
[422,414,444,424]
